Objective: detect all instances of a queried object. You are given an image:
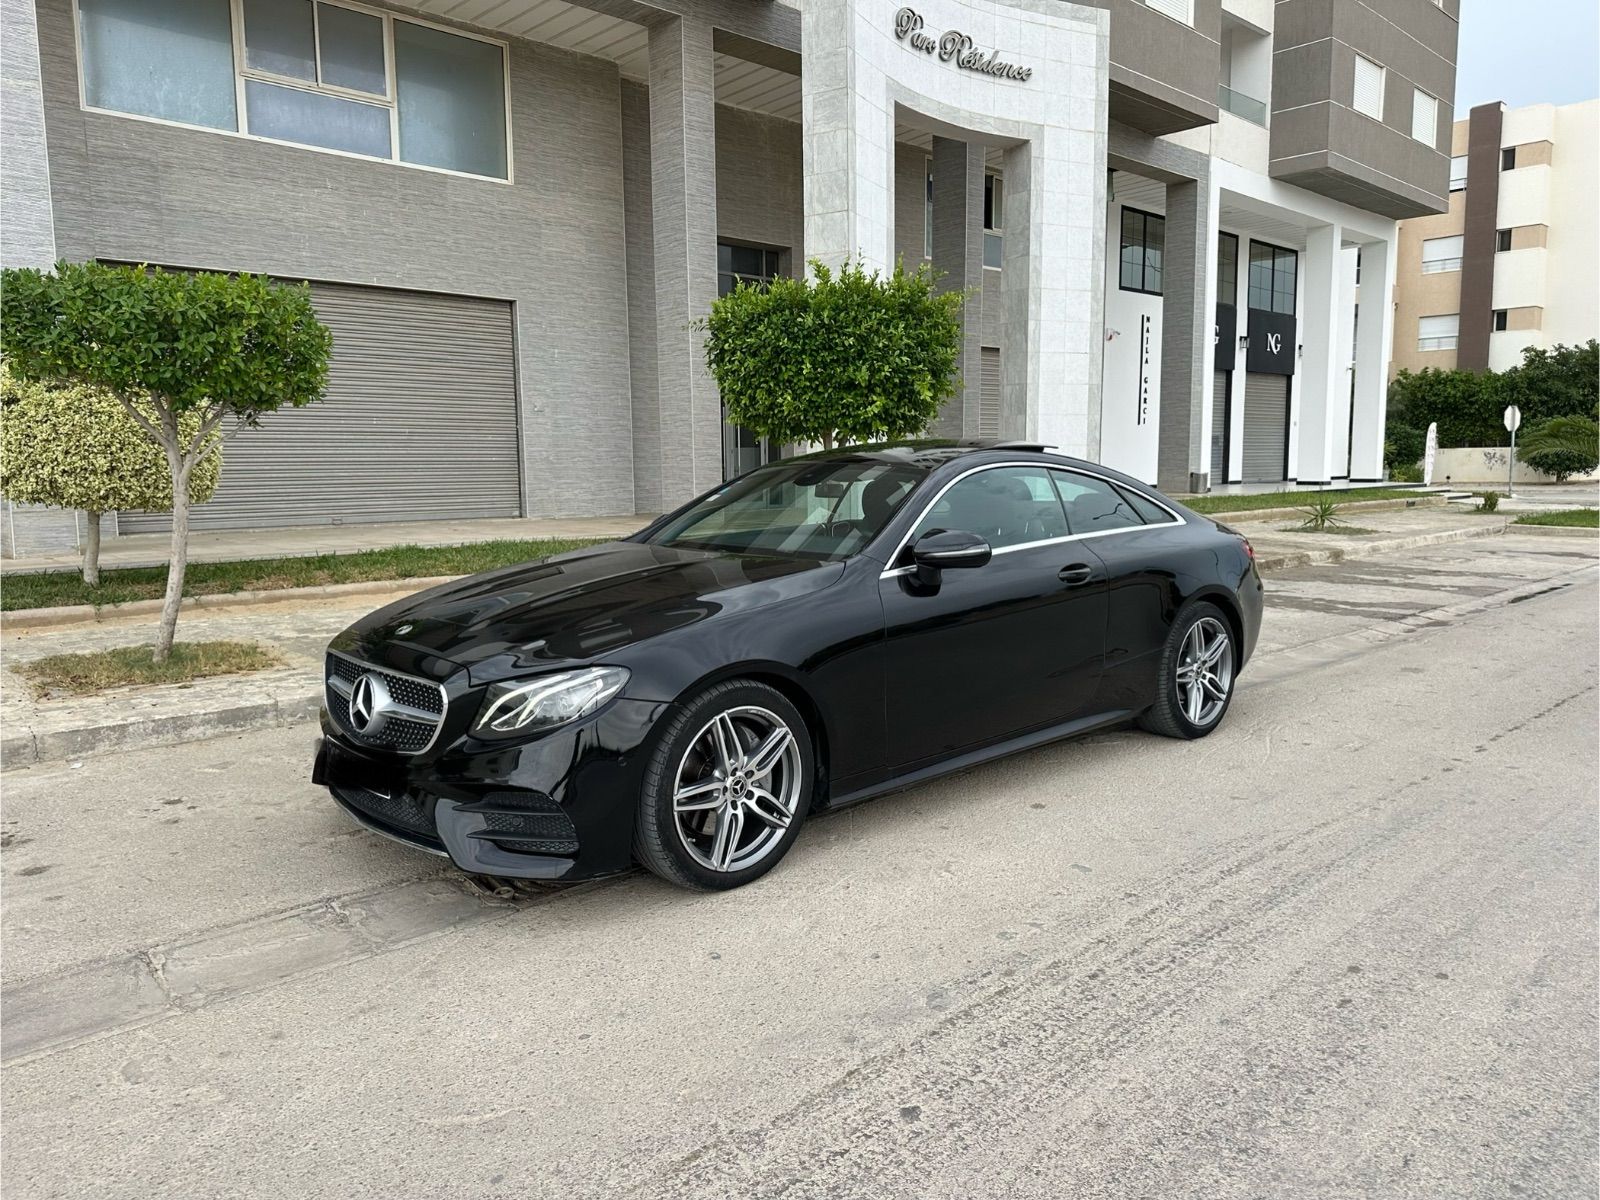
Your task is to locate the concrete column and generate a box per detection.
[929,137,985,438]
[0,0,76,559]
[1350,234,1397,481]
[1295,222,1344,484]
[0,0,55,270]
[648,15,722,505]
[1157,176,1215,493]
[997,141,1035,443]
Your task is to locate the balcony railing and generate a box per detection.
[1218,84,1268,127]
[1421,258,1462,274]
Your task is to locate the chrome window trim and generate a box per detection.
[326,648,449,755]
[877,460,1185,580]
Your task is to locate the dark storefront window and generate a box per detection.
[1248,240,1297,315]
[1119,208,1165,295]
[1217,232,1239,304]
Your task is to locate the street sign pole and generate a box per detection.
[1503,405,1522,498]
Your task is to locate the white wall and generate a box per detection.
[1496,164,1552,230]
[1545,99,1600,348]
[1101,201,1162,481]
[1491,246,1548,310]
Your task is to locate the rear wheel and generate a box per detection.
[1139,601,1237,740]
[634,680,814,890]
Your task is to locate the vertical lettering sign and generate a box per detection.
[1137,314,1152,426]
[894,8,1034,82]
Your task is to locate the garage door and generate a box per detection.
[979,348,1001,439]
[1210,369,1230,483]
[1241,372,1289,483]
[121,283,521,532]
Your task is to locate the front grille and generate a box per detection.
[331,782,442,847]
[325,652,447,755]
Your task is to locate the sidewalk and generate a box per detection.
[0,513,657,575]
[0,506,1565,768]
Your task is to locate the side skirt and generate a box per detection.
[824,709,1139,812]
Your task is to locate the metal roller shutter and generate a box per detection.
[1242,373,1289,483]
[1210,370,1230,483]
[121,283,521,532]
[979,348,1001,439]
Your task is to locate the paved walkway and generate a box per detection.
[0,513,657,575]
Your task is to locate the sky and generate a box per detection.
[1453,0,1600,112]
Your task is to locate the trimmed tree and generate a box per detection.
[701,259,964,450]
[0,369,222,584]
[1,262,331,660]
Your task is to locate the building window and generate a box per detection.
[1138,0,1195,24]
[1501,146,1517,171]
[1418,313,1459,351]
[718,244,783,297]
[1449,155,1468,191]
[1421,235,1464,273]
[1217,231,1239,305]
[924,161,934,260]
[77,0,511,181]
[1119,207,1165,295]
[983,173,1003,269]
[1411,89,1438,145]
[1496,228,1513,252]
[1492,309,1509,332]
[1248,240,1297,315]
[1353,54,1385,121]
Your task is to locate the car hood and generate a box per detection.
[333,541,843,681]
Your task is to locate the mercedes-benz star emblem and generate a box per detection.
[348,672,391,735]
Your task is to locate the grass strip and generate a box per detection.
[1511,508,1599,528]
[1,537,607,612]
[14,641,285,698]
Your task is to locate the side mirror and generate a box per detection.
[911,529,992,586]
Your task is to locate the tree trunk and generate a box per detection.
[154,458,192,664]
[821,431,835,450]
[82,511,102,587]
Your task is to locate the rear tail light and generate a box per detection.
[1239,536,1255,562]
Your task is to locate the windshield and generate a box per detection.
[646,460,924,561]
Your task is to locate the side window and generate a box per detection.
[910,466,1068,552]
[1051,471,1145,534]
[1115,485,1176,525]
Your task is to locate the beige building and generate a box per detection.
[1392,97,1600,377]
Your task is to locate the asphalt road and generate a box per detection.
[3,533,1596,1199]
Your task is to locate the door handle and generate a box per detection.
[1058,563,1094,586]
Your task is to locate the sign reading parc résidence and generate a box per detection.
[894,8,1034,82]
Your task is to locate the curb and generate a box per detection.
[1254,520,1507,572]
[1504,523,1599,538]
[1,519,1524,771]
[1,576,458,632]
[1209,496,1448,526]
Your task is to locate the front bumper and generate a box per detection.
[313,696,673,881]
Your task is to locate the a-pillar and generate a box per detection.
[1349,234,1396,481]
[929,136,985,438]
[1295,221,1345,484]
[1157,175,1215,493]
[648,15,722,506]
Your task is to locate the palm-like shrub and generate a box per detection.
[1517,415,1600,483]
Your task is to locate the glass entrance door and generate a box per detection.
[717,244,785,478]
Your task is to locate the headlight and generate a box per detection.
[473,666,629,737]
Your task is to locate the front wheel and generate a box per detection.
[634,680,814,890]
[1139,602,1238,740]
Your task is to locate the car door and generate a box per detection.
[1049,468,1183,713]
[877,464,1109,770]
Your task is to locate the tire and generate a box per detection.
[634,679,815,890]
[1139,601,1238,740]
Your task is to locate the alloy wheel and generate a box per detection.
[672,705,804,873]
[1174,616,1234,728]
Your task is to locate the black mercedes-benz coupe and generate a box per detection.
[313,441,1263,890]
